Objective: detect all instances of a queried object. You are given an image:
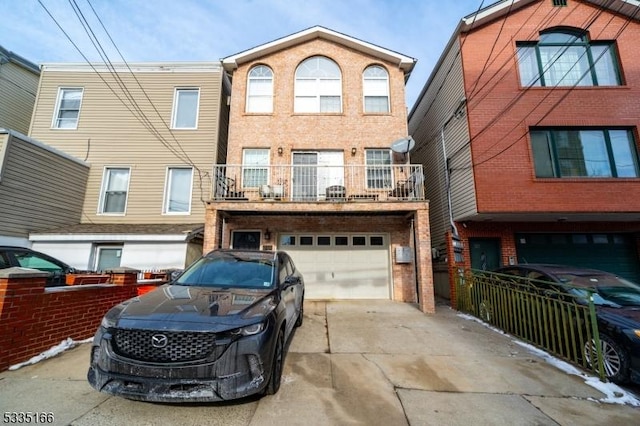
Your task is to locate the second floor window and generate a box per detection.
[366,149,392,189]
[172,88,200,129]
[247,65,273,113]
[100,167,130,214]
[517,30,621,87]
[52,87,83,129]
[363,65,390,113]
[294,56,342,113]
[530,128,639,178]
[242,148,269,188]
[164,167,193,214]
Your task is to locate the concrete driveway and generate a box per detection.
[1,300,638,425]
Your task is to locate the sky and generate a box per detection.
[0,0,482,109]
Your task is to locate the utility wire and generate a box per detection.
[68,0,195,166]
[83,0,211,205]
[417,0,615,165]
[458,1,639,171]
[410,0,561,158]
[456,0,611,160]
[37,0,189,165]
[83,0,199,169]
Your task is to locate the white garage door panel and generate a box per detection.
[285,238,390,299]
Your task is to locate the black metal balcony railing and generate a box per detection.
[211,164,425,202]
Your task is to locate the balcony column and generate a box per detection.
[204,203,221,253]
[414,205,435,314]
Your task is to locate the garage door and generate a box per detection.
[280,234,391,299]
[515,233,640,282]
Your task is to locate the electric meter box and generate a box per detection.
[395,246,412,263]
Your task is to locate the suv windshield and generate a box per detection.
[175,255,275,289]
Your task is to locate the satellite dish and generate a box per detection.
[390,137,415,164]
[391,136,415,153]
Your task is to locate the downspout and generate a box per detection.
[441,96,466,239]
[411,218,419,304]
[441,128,459,239]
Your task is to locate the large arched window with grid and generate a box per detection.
[294,56,342,113]
[517,29,621,87]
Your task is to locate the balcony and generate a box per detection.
[211,164,425,202]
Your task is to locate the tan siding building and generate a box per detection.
[0,130,89,246]
[27,62,231,271]
[0,46,40,136]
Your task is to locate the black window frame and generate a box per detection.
[516,29,622,88]
[530,128,640,178]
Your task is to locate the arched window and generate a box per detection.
[294,56,342,113]
[246,65,273,113]
[363,65,390,113]
[517,29,621,87]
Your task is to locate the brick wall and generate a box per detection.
[0,269,143,372]
[227,37,410,165]
[461,0,640,214]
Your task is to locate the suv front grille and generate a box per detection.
[112,329,217,363]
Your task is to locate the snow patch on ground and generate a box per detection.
[457,312,640,407]
[9,337,93,371]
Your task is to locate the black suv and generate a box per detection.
[0,246,75,286]
[88,249,305,402]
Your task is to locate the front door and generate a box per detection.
[232,231,261,250]
[469,238,501,271]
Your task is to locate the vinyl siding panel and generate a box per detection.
[0,132,89,238]
[0,61,39,134]
[409,37,476,249]
[29,64,226,224]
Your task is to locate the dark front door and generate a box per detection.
[469,238,501,271]
[232,231,261,250]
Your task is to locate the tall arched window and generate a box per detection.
[517,29,621,87]
[363,65,390,113]
[294,56,342,113]
[246,65,273,113]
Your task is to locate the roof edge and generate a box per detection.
[222,25,416,76]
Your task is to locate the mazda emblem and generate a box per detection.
[151,334,168,348]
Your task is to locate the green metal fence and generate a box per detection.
[455,269,606,381]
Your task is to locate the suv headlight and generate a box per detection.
[230,322,265,337]
[101,315,117,329]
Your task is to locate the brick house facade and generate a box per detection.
[204,26,436,313]
[408,0,640,301]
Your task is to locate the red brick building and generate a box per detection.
[204,27,436,312]
[408,0,640,301]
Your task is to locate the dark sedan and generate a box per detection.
[0,246,75,286]
[88,249,304,402]
[494,264,640,384]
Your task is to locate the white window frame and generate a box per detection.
[294,56,342,113]
[163,167,194,214]
[365,149,393,189]
[242,148,270,188]
[98,167,131,215]
[51,87,84,129]
[171,88,200,129]
[93,245,124,272]
[363,65,390,113]
[246,65,274,113]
